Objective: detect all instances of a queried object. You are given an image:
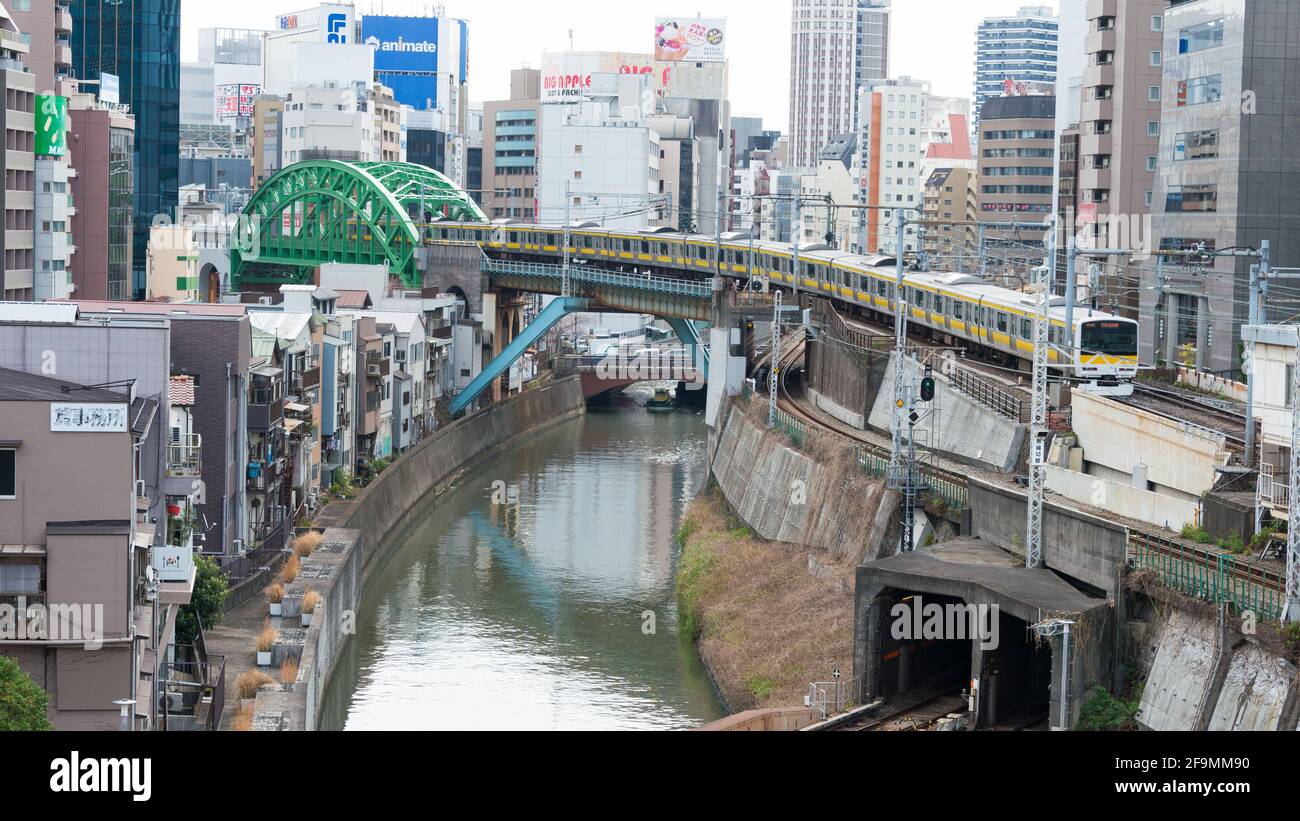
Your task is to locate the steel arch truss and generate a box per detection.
[230,160,486,289]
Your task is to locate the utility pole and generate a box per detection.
[562,180,572,298]
[1288,339,1300,622]
[886,207,915,553]
[1245,241,1271,460]
[1026,236,1053,569]
[1063,236,1078,340]
[791,197,802,300]
[716,188,725,284]
[768,289,782,429]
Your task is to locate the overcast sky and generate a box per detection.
[181,0,1058,132]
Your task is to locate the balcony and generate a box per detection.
[165,433,202,477]
[291,365,321,394]
[246,457,285,493]
[247,393,284,431]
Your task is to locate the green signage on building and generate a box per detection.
[36,95,69,157]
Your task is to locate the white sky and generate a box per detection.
[181,0,1058,133]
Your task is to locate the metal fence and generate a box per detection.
[1128,530,1285,620]
[806,676,863,720]
[482,255,715,298]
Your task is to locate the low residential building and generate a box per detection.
[0,303,204,731]
[1243,324,1298,524]
[923,166,979,271]
[249,306,323,516]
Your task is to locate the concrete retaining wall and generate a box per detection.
[968,477,1127,595]
[710,401,898,562]
[1045,465,1200,532]
[1136,607,1299,731]
[868,354,1025,473]
[1072,391,1228,498]
[251,378,588,730]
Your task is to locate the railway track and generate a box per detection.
[836,690,968,732]
[771,337,974,493]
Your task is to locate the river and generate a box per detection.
[318,392,725,730]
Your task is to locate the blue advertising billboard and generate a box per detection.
[363,15,441,110]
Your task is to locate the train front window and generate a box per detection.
[1080,322,1138,355]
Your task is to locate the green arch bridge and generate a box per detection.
[230,160,487,289]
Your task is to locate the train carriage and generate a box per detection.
[428,219,1139,396]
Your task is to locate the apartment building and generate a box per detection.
[0,303,202,730]
[789,0,891,168]
[1,6,35,300]
[923,167,979,271]
[1075,0,1172,314]
[973,6,1059,138]
[70,301,254,557]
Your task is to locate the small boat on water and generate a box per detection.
[645,387,676,413]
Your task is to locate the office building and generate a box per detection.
[71,0,181,299]
[976,93,1057,275]
[1142,0,1300,376]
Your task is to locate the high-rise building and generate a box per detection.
[976,93,1057,276]
[8,0,74,93]
[789,0,892,169]
[0,4,36,301]
[67,88,136,301]
[1142,0,1300,376]
[71,0,181,300]
[1075,1,1171,316]
[856,77,969,255]
[482,69,541,221]
[973,6,1059,138]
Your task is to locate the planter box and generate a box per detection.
[269,602,283,617]
[300,611,314,628]
[256,650,272,666]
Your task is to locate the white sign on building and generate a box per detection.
[50,403,129,433]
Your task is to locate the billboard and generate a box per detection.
[35,95,69,157]
[363,16,440,73]
[100,72,120,105]
[217,84,261,119]
[363,15,441,109]
[541,52,670,104]
[654,17,726,63]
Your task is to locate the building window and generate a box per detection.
[1149,50,1162,67]
[0,448,13,498]
[1145,191,1153,208]
[1173,129,1219,161]
[1179,20,1224,54]
[1176,75,1223,107]
[1148,85,1161,102]
[1151,16,1163,32]
[1146,156,1157,171]
[1147,120,1160,137]
[1165,183,1218,213]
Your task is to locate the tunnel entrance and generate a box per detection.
[975,608,1052,730]
[877,591,973,703]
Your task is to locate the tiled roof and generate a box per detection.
[169,375,196,406]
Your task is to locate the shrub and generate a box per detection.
[279,656,299,686]
[1180,523,1212,544]
[280,553,300,585]
[265,583,284,604]
[256,622,277,653]
[301,591,321,615]
[293,531,322,558]
[1216,533,1246,554]
[0,656,52,731]
[232,703,255,731]
[1077,684,1141,731]
[176,555,230,645]
[234,670,273,700]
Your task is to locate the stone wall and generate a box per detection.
[710,399,898,563]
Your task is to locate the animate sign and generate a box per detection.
[50,403,128,433]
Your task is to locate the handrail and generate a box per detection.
[481,254,714,299]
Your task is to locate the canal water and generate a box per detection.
[318,392,725,730]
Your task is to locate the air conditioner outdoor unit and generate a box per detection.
[135,480,147,498]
